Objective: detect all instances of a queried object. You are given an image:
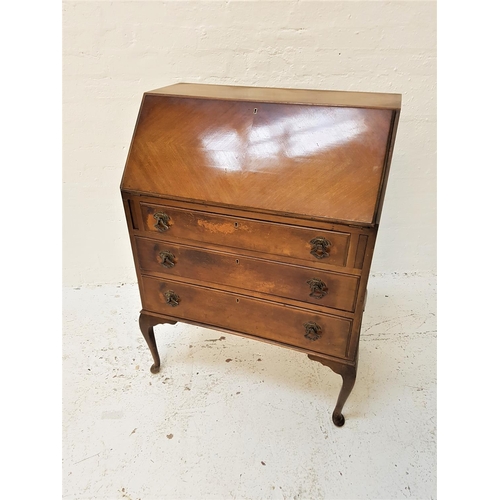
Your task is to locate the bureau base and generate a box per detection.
[139,311,358,427]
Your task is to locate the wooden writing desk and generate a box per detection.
[121,83,401,427]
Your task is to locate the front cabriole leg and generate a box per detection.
[308,353,358,427]
[139,312,176,374]
[331,365,357,427]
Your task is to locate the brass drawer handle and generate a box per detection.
[307,278,328,299]
[153,212,171,232]
[304,321,322,341]
[159,250,176,268]
[163,290,180,307]
[309,237,331,259]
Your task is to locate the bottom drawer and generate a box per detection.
[141,276,352,359]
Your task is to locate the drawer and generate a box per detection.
[141,276,352,359]
[140,202,350,268]
[136,237,359,312]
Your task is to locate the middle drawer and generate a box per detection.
[135,236,359,313]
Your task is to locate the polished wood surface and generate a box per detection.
[139,202,351,268]
[121,93,395,224]
[309,351,358,427]
[148,82,402,110]
[130,193,378,234]
[135,236,360,312]
[139,314,176,374]
[141,275,352,359]
[121,83,401,428]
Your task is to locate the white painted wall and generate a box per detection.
[63,0,436,286]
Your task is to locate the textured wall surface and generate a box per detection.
[63,0,436,286]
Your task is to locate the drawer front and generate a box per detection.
[140,203,350,267]
[136,237,359,312]
[141,276,352,359]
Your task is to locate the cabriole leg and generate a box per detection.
[308,353,358,427]
[332,366,357,427]
[139,313,176,374]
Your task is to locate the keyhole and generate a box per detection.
[236,298,240,303]
[234,222,238,228]
[236,259,239,264]
[253,108,258,114]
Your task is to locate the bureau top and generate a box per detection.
[121,84,401,226]
[148,83,401,110]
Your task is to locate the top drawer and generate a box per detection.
[139,202,351,268]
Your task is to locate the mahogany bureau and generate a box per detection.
[120,83,401,427]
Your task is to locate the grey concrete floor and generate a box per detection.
[63,273,436,500]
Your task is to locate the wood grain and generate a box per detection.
[125,194,377,235]
[141,275,352,359]
[354,234,368,269]
[121,94,395,224]
[148,82,402,110]
[139,202,351,268]
[135,236,360,312]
